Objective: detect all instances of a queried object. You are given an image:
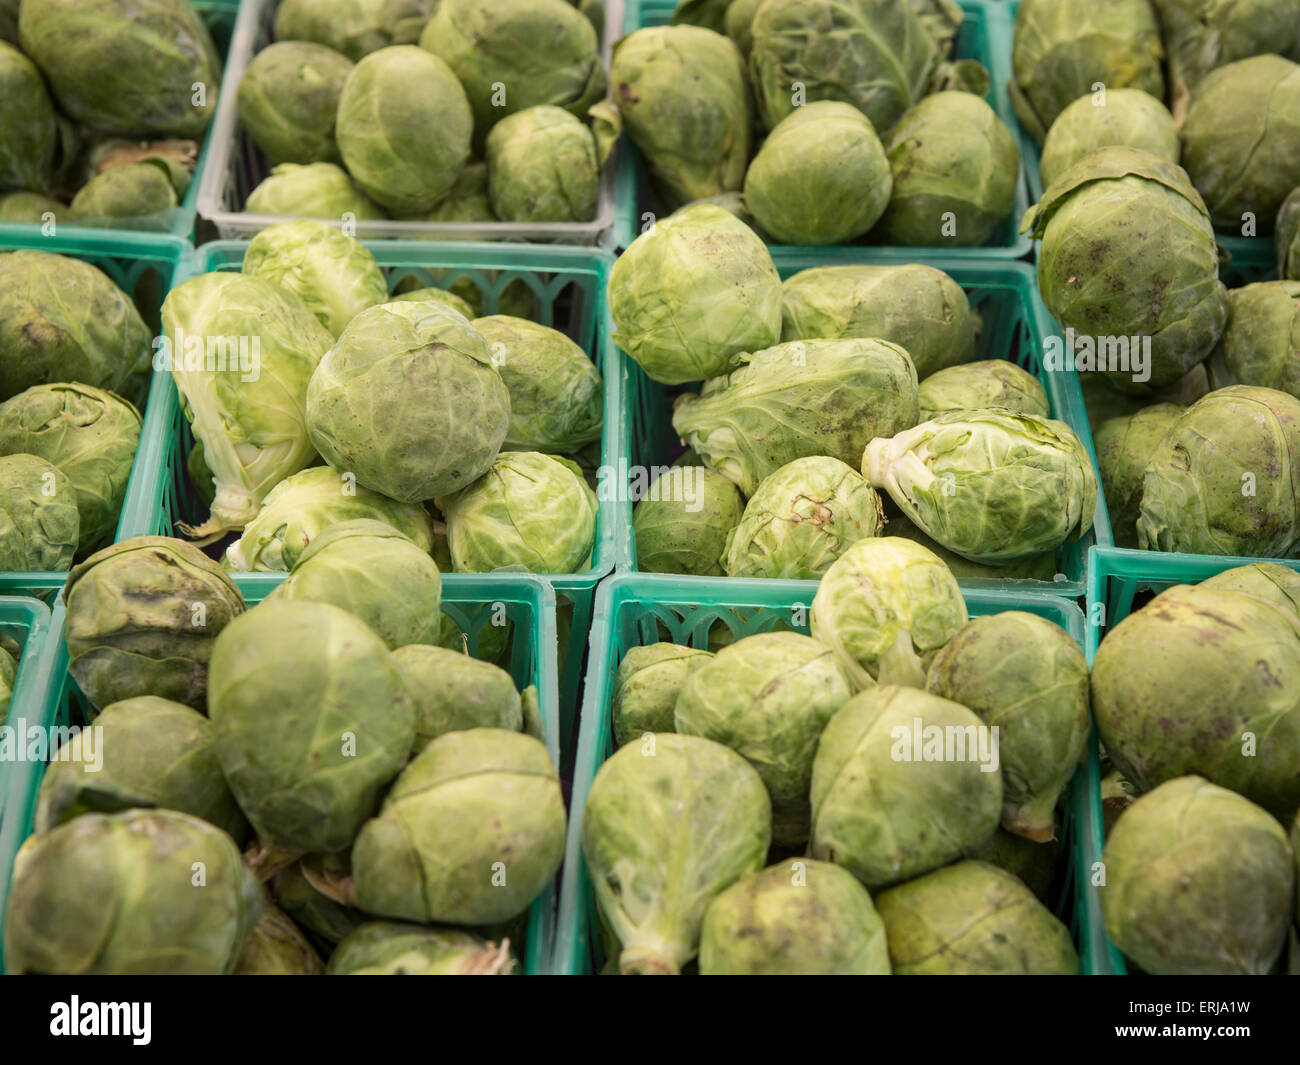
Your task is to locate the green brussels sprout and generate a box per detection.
[925,612,1090,840]
[748,0,948,133]
[67,162,178,226]
[0,383,141,553]
[675,631,854,844]
[877,92,1019,247]
[699,858,891,975]
[403,162,495,223]
[64,536,245,710]
[395,286,477,320]
[581,733,772,974]
[722,457,884,579]
[162,272,334,536]
[810,685,1002,887]
[34,696,248,841]
[224,466,434,572]
[1137,386,1300,556]
[1181,55,1300,234]
[810,536,967,689]
[1094,403,1182,549]
[611,643,712,746]
[18,0,221,138]
[391,644,523,751]
[1091,566,1300,820]
[0,644,14,726]
[743,101,891,246]
[485,106,599,224]
[1101,776,1295,975]
[968,828,1062,904]
[327,921,513,975]
[1278,187,1300,281]
[875,860,1079,974]
[352,728,564,925]
[672,0,729,32]
[675,338,919,497]
[264,520,442,649]
[274,0,434,61]
[272,854,366,948]
[1216,282,1300,397]
[1008,0,1165,144]
[420,0,605,142]
[471,315,602,452]
[308,300,509,502]
[0,191,65,223]
[779,264,975,380]
[235,898,325,975]
[1039,88,1178,189]
[3,809,261,975]
[0,250,152,407]
[209,599,415,853]
[916,361,1048,420]
[336,46,472,214]
[438,451,596,573]
[0,453,79,570]
[245,162,388,221]
[609,26,751,207]
[723,0,763,57]
[1021,148,1228,393]
[633,466,744,576]
[0,40,62,192]
[237,42,353,166]
[884,510,1060,582]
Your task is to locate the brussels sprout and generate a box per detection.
[1181,55,1300,234]
[3,809,261,975]
[968,828,1061,904]
[724,0,763,57]
[162,272,334,535]
[675,631,854,844]
[1008,0,1165,144]
[395,286,477,320]
[18,0,221,138]
[926,612,1090,840]
[274,0,433,61]
[916,361,1048,420]
[0,453,79,571]
[34,696,248,841]
[63,537,245,710]
[884,510,1060,582]
[0,383,140,552]
[236,42,353,166]
[779,264,975,380]
[877,92,1019,247]
[1039,88,1178,189]
[67,162,178,226]
[1094,403,1181,549]
[327,922,513,975]
[609,26,750,207]
[582,733,772,974]
[675,339,919,497]
[352,728,564,925]
[0,644,14,726]
[1101,776,1295,975]
[1216,282,1300,398]
[404,162,495,223]
[875,860,1079,974]
[699,859,891,975]
[0,250,151,406]
[611,643,712,746]
[810,536,967,689]
[209,599,415,853]
[0,191,64,223]
[264,520,442,649]
[472,315,602,452]
[633,466,744,576]
[235,899,325,975]
[0,40,62,192]
[722,457,883,579]
[1279,187,1300,281]
[336,46,472,214]
[273,855,366,948]
[245,163,388,221]
[1091,566,1300,820]
[810,686,1002,887]
[609,204,782,385]
[485,106,599,224]
[1137,386,1300,556]
[672,0,729,32]
[391,644,523,751]
[439,452,596,573]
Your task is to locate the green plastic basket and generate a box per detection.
[554,572,1120,975]
[0,595,58,841]
[0,571,561,976]
[611,0,1032,259]
[118,239,619,756]
[613,252,1105,596]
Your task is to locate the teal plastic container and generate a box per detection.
[554,572,1120,975]
[0,571,560,976]
[611,0,1031,259]
[118,239,617,754]
[0,595,59,844]
[613,252,1105,596]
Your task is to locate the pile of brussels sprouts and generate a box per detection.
[3,534,562,975]
[0,0,220,227]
